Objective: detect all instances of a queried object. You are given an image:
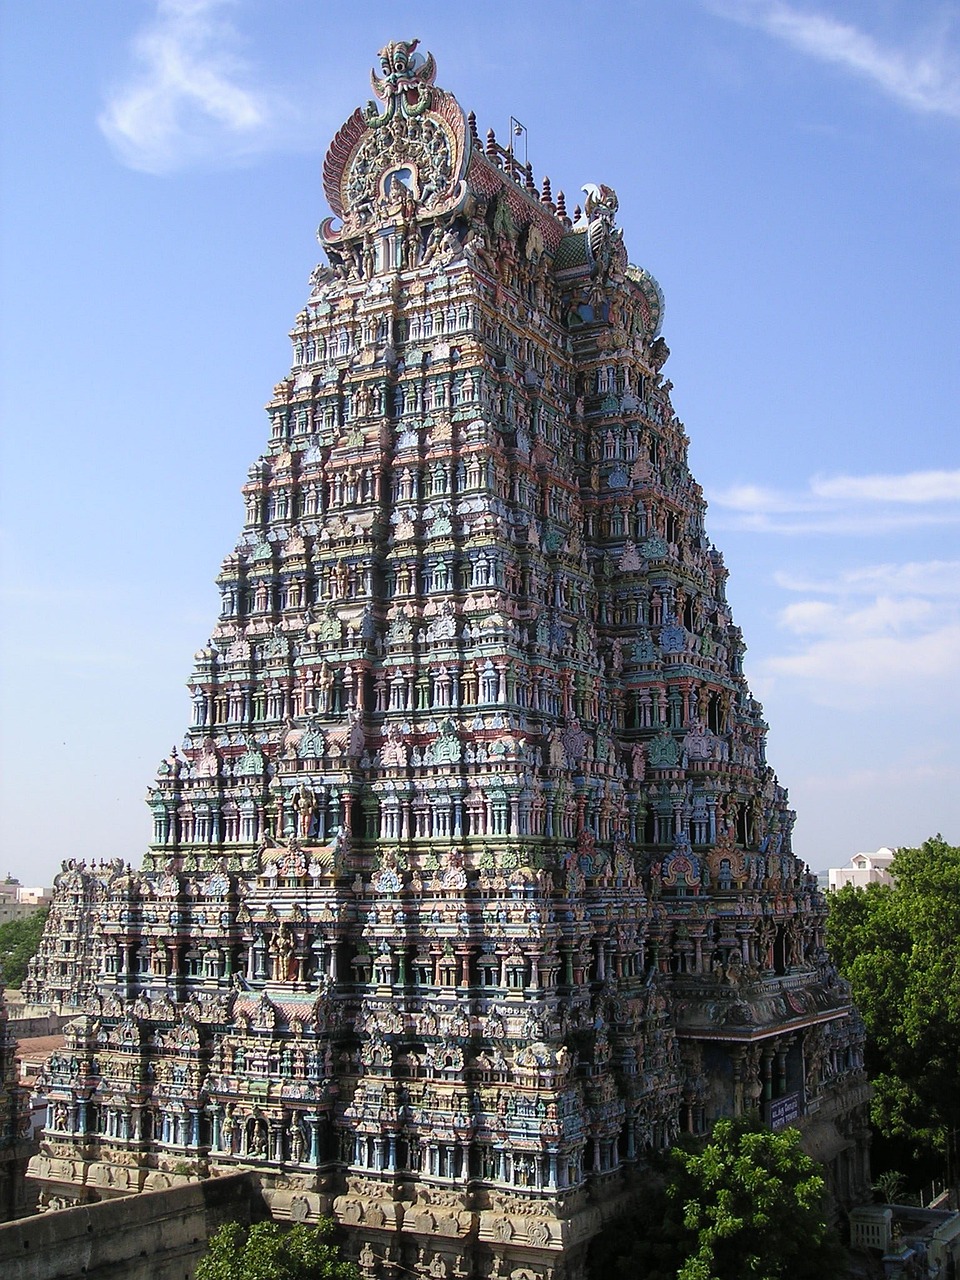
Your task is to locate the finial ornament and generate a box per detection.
[579,182,623,267]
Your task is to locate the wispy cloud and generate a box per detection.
[773,560,960,598]
[709,0,960,120]
[767,622,960,688]
[812,470,960,503]
[756,557,960,707]
[99,0,292,174]
[708,468,960,535]
[707,482,819,516]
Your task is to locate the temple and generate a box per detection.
[0,992,32,1220]
[26,41,871,1278]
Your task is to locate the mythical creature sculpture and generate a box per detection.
[366,39,437,127]
[581,182,619,221]
[581,182,622,264]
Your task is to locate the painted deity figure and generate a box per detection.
[287,1118,306,1163]
[318,660,333,710]
[153,939,169,977]
[221,1106,236,1154]
[272,922,296,982]
[295,785,316,839]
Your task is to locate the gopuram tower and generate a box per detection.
[28,41,871,1278]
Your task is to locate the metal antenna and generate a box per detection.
[508,116,527,179]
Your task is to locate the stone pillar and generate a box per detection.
[731,1047,745,1117]
[775,1043,789,1096]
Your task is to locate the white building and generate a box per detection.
[0,879,52,925]
[828,848,896,892]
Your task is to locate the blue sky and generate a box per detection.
[1,0,958,888]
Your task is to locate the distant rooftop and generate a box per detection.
[828,847,897,891]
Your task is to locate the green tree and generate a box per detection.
[826,837,960,1178]
[0,907,48,989]
[195,1219,360,1280]
[588,1119,844,1280]
[671,1118,845,1280]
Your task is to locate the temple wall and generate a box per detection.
[7,1011,70,1039]
[0,1172,263,1280]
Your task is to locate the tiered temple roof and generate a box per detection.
[27,41,870,1279]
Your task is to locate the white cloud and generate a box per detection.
[764,625,960,699]
[705,482,818,514]
[812,470,960,503]
[708,468,960,535]
[99,0,290,173]
[774,560,960,597]
[709,0,960,120]
[756,557,960,707]
[796,761,959,796]
[714,510,960,536]
[782,593,937,637]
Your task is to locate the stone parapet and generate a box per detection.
[0,1171,263,1280]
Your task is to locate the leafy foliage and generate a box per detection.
[0,907,48,989]
[826,837,960,1174]
[588,1118,844,1280]
[195,1219,360,1280]
[671,1118,845,1280]
[872,1169,905,1204]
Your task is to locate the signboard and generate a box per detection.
[767,1092,801,1130]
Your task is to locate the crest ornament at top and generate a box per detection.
[366,39,437,127]
[321,40,465,239]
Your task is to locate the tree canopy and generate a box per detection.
[0,907,48,990]
[195,1219,360,1280]
[588,1117,844,1280]
[670,1118,844,1280]
[826,836,960,1179]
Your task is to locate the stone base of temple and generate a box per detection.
[28,1151,213,1208]
[797,1079,874,1217]
[3,1172,263,1279]
[28,1155,652,1280]
[0,1146,35,1221]
[262,1170,659,1280]
[29,1105,872,1277]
